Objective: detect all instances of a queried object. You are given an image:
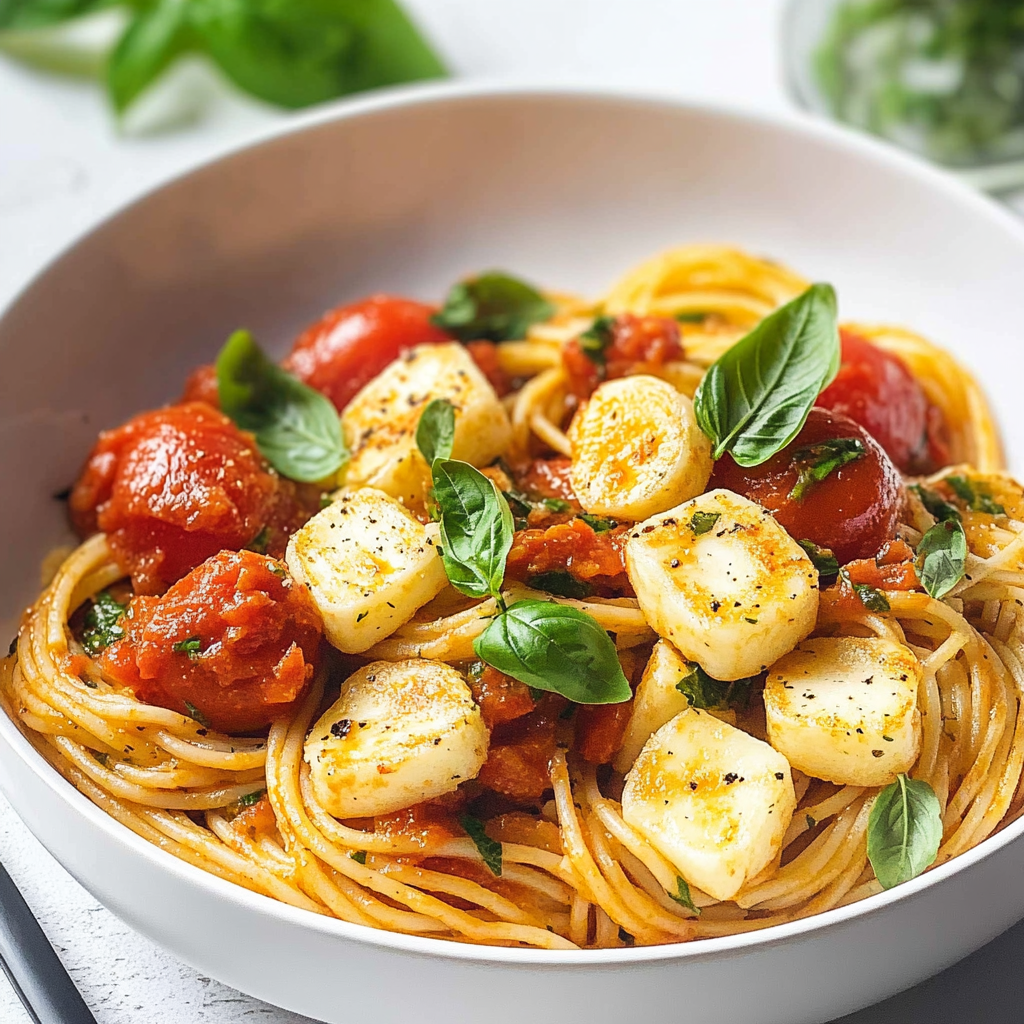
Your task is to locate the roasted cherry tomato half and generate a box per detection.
[817,328,948,473]
[709,407,903,564]
[282,295,451,412]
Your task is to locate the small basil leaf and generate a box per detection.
[797,539,839,586]
[789,437,865,501]
[474,600,631,705]
[350,850,367,864]
[173,635,204,661]
[689,511,721,536]
[528,571,594,600]
[187,0,445,109]
[945,475,1005,516]
[81,591,127,657]
[578,316,615,366]
[542,497,571,513]
[0,0,108,31]
[693,284,840,466]
[577,513,617,533]
[106,0,191,114]
[910,484,961,523]
[849,579,890,612]
[669,877,700,916]
[432,272,554,342]
[216,329,348,483]
[238,789,266,807]
[867,774,942,889]
[459,814,502,876]
[415,397,456,465]
[916,518,967,599]
[676,664,755,711]
[432,459,513,600]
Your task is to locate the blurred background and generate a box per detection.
[4,1,1024,1021]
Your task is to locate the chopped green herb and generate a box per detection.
[183,701,211,728]
[676,664,755,711]
[806,814,817,830]
[528,571,594,600]
[81,590,128,657]
[945,475,1005,516]
[172,636,204,660]
[797,539,839,586]
[247,526,270,554]
[669,876,700,915]
[432,272,554,343]
[789,437,865,501]
[578,513,618,533]
[674,311,708,324]
[578,316,616,366]
[239,789,265,807]
[910,484,961,523]
[689,511,721,536]
[840,571,891,612]
[542,497,572,513]
[350,851,367,865]
[459,814,503,876]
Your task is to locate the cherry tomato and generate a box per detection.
[817,329,948,473]
[709,407,903,564]
[179,364,220,408]
[282,295,451,412]
[69,403,315,594]
[100,550,322,734]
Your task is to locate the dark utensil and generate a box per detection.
[0,858,98,1024]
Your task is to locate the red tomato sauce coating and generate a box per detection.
[100,550,322,734]
[179,364,220,408]
[710,408,903,564]
[576,701,633,764]
[516,457,579,504]
[506,519,632,594]
[468,665,536,729]
[69,403,314,594]
[818,329,949,473]
[283,295,451,412]
[563,313,684,399]
[479,701,561,802]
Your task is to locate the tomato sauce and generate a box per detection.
[506,519,632,594]
[479,703,561,802]
[468,665,536,728]
[100,549,322,734]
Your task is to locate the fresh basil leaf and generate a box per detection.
[217,329,347,483]
[350,850,367,864]
[689,511,721,536]
[432,272,554,343]
[106,0,191,114]
[676,664,755,711]
[0,0,108,31]
[867,774,942,889]
[81,590,127,657]
[669,876,700,915]
[578,316,615,366]
[693,284,840,466]
[187,0,445,109]
[459,814,502,876]
[415,397,455,466]
[577,513,617,533]
[432,459,513,601]
[916,518,967,599]
[945,475,1005,516]
[789,437,865,501]
[910,483,961,523]
[797,539,839,586]
[843,574,891,612]
[675,311,708,324]
[238,789,266,807]
[528,571,594,600]
[474,600,631,705]
[542,497,571,513]
[173,635,204,660]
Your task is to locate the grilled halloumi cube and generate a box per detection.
[285,488,447,654]
[614,640,692,774]
[764,636,922,787]
[625,490,818,681]
[305,660,489,818]
[622,709,796,902]
[568,375,713,521]
[341,343,512,507]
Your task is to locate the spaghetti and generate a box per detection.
[4,245,1023,949]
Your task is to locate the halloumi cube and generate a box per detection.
[764,636,922,787]
[568,374,713,521]
[622,709,796,901]
[625,489,819,680]
[285,488,447,654]
[305,660,489,818]
[341,343,512,507]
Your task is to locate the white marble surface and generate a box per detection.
[2,2,1023,1021]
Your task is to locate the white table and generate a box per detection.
[1,2,1021,1020]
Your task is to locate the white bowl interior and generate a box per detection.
[3,86,1024,1024]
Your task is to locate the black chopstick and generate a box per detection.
[0,858,98,1024]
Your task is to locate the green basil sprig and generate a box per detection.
[432,272,554,343]
[910,483,961,524]
[0,0,446,116]
[474,600,631,705]
[797,539,839,585]
[867,774,942,889]
[693,284,840,466]
[415,397,456,466]
[216,330,348,483]
[916,518,967,599]
[81,590,127,656]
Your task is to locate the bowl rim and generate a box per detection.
[4,77,1024,967]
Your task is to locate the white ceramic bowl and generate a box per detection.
[3,83,1024,1024]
